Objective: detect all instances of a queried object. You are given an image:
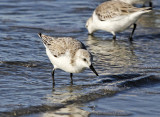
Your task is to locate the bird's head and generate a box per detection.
[75,49,98,76]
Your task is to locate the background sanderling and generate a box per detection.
[86,0,151,40]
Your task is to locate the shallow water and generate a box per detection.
[0,0,160,117]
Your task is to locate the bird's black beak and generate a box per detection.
[89,64,99,76]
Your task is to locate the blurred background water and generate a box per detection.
[0,0,160,117]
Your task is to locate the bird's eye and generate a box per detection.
[83,58,87,62]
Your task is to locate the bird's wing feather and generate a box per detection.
[38,33,85,57]
[95,1,142,21]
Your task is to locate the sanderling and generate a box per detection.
[114,0,152,7]
[86,0,151,40]
[38,33,98,85]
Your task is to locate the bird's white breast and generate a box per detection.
[46,48,85,73]
[92,11,144,33]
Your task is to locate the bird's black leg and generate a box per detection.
[52,69,55,86]
[129,23,137,41]
[149,1,152,8]
[113,35,116,40]
[70,73,73,85]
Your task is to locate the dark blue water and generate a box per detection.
[0,0,160,116]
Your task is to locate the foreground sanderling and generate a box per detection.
[86,0,151,40]
[114,0,152,7]
[38,33,98,85]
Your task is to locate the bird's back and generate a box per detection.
[38,33,86,58]
[95,1,151,21]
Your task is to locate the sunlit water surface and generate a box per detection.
[0,0,160,117]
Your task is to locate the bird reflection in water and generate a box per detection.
[86,35,138,75]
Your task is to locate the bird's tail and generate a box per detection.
[38,33,47,45]
[38,33,54,46]
[38,33,42,38]
[140,7,152,13]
